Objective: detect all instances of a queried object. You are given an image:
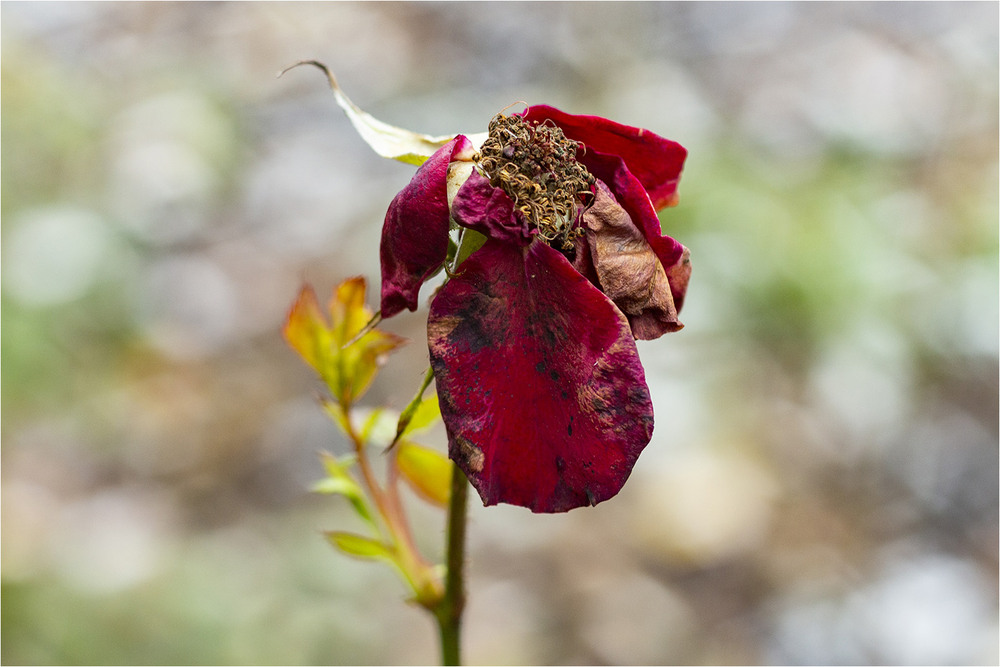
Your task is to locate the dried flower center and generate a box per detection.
[474,112,596,250]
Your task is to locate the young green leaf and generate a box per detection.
[284,278,405,407]
[396,441,453,507]
[316,452,375,527]
[328,278,406,404]
[401,395,441,438]
[319,451,357,477]
[311,475,361,497]
[326,532,396,562]
[283,284,336,384]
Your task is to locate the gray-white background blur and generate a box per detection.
[2,2,997,664]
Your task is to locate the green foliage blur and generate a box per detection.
[3,3,997,665]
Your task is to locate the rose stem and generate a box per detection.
[436,463,469,665]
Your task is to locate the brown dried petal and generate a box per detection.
[583,181,683,340]
[664,245,692,314]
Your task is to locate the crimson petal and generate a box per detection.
[428,239,654,513]
[451,169,534,245]
[380,135,475,318]
[523,105,686,210]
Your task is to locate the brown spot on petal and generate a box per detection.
[583,182,682,340]
[455,436,485,474]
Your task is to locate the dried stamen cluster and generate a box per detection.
[474,112,596,249]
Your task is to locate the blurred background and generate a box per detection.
[2,2,997,664]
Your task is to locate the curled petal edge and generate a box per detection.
[523,104,686,210]
[380,135,476,318]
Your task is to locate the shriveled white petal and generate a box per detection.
[282,60,486,166]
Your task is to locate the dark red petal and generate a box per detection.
[570,231,600,287]
[583,181,682,339]
[380,135,475,318]
[585,153,691,314]
[523,105,686,210]
[451,169,533,245]
[427,239,654,513]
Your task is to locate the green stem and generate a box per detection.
[436,463,469,665]
[342,403,438,601]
